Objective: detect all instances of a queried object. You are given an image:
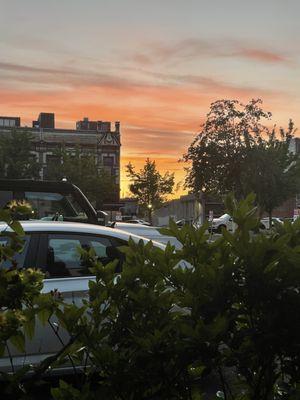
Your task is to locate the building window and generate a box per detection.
[46,154,61,164]
[44,155,61,179]
[103,156,114,167]
[0,118,17,127]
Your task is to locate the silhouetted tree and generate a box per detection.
[47,147,118,208]
[126,158,174,223]
[0,130,40,179]
[184,99,300,222]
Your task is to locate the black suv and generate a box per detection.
[0,179,108,225]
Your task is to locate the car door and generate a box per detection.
[1,230,127,373]
[26,232,125,372]
[0,233,40,373]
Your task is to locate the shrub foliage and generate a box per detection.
[1,195,300,399]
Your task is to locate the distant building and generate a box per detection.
[153,193,202,226]
[0,113,121,208]
[0,116,20,128]
[32,112,55,129]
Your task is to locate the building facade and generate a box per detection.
[0,113,121,207]
[153,193,202,226]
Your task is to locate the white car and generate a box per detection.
[210,214,234,233]
[210,214,283,232]
[0,221,166,374]
[260,217,283,230]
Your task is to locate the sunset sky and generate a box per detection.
[1,0,300,196]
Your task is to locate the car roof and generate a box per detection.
[0,179,77,192]
[115,222,156,229]
[114,222,161,234]
[0,221,166,249]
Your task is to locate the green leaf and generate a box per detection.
[10,220,24,236]
[38,308,51,325]
[0,209,10,223]
[0,343,5,357]
[24,317,35,339]
[10,333,25,352]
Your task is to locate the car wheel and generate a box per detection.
[217,224,226,233]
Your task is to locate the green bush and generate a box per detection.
[0,204,44,357]
[51,194,300,399]
[1,195,300,399]
[0,203,63,398]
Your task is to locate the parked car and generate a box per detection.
[210,213,285,232]
[0,179,108,225]
[175,219,186,228]
[0,221,166,374]
[210,213,234,233]
[260,217,283,230]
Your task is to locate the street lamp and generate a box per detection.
[147,203,153,225]
[201,188,206,225]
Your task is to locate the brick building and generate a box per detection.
[0,113,121,208]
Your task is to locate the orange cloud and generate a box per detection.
[0,61,296,197]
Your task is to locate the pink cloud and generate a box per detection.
[131,38,291,66]
[236,48,288,63]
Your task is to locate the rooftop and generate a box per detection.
[0,113,120,134]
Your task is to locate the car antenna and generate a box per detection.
[110,221,116,228]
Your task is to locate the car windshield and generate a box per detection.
[24,191,88,221]
[219,214,230,219]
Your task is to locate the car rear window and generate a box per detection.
[46,234,121,278]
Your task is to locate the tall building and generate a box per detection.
[0,113,121,208]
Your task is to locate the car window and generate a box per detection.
[90,238,111,258]
[24,191,88,221]
[0,235,30,269]
[46,234,120,278]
